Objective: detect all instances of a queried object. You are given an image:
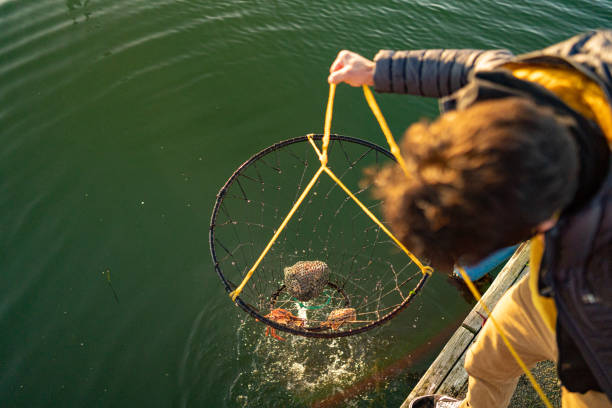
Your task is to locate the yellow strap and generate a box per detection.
[229,165,326,301]
[321,83,336,166]
[308,136,431,272]
[229,83,431,302]
[362,85,412,179]
[323,165,432,273]
[456,266,554,408]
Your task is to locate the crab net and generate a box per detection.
[210,134,429,338]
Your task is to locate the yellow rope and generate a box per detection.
[307,133,324,160]
[362,85,411,179]
[229,83,430,301]
[323,165,432,273]
[228,165,326,301]
[310,132,428,270]
[457,267,554,408]
[321,83,336,166]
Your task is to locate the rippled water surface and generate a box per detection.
[1,1,610,407]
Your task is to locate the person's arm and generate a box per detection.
[378,30,612,97]
[328,48,513,98]
[373,48,513,97]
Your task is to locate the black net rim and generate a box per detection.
[209,134,430,338]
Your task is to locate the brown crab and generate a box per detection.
[321,308,357,330]
[261,308,305,341]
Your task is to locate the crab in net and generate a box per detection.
[321,307,358,330]
[262,308,305,341]
[259,261,358,340]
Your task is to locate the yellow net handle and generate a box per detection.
[320,83,336,167]
[229,166,325,301]
[319,85,411,179]
[307,135,431,272]
[361,85,412,179]
[229,83,432,301]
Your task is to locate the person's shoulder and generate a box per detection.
[539,30,612,58]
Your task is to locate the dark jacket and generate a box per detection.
[373,30,612,399]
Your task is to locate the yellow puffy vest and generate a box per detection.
[503,62,612,332]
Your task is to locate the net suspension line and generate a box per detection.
[228,84,432,303]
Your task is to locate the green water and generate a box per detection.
[1,1,610,407]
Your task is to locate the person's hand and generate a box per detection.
[328,50,375,87]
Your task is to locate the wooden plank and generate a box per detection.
[461,243,530,332]
[400,242,530,407]
[437,266,529,397]
[403,326,475,403]
[437,351,468,397]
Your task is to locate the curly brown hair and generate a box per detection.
[372,98,579,271]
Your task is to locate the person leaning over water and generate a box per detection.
[329,30,612,408]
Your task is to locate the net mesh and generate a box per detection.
[211,135,427,338]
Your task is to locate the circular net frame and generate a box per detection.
[210,135,429,338]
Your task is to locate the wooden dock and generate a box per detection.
[400,242,531,407]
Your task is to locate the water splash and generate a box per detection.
[230,317,373,407]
